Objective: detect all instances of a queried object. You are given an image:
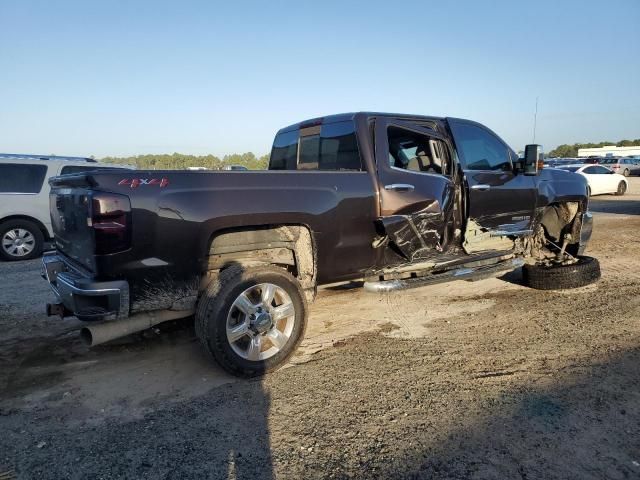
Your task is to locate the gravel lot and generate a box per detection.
[1,178,639,479]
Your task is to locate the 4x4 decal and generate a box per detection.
[118,178,169,188]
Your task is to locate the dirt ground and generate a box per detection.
[1,179,639,479]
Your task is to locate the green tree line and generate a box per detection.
[101,152,270,170]
[548,139,640,158]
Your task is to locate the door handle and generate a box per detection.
[384,183,415,192]
[470,184,491,191]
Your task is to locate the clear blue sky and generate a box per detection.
[1,0,638,158]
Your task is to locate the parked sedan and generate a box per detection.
[600,157,640,177]
[555,164,628,196]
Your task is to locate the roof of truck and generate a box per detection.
[278,112,446,133]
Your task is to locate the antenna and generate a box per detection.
[532,96,539,143]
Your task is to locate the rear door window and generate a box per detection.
[0,163,48,193]
[386,125,452,176]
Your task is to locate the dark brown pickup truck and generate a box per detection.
[42,112,600,376]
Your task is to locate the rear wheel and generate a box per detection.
[623,168,630,177]
[196,265,307,377]
[523,256,601,290]
[0,219,44,261]
[615,181,627,196]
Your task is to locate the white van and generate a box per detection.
[0,154,131,261]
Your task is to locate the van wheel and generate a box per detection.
[522,256,600,290]
[196,265,307,377]
[0,220,44,261]
[623,168,630,177]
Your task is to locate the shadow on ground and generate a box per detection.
[2,343,638,479]
[377,346,640,479]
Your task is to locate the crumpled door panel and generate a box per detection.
[379,188,456,262]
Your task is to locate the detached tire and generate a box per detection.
[523,256,601,290]
[196,265,307,377]
[0,219,44,261]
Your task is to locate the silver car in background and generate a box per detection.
[600,157,640,177]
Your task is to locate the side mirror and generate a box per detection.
[524,144,543,175]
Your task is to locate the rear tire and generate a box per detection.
[615,181,627,196]
[623,169,630,177]
[522,256,600,290]
[196,264,307,377]
[0,219,44,261]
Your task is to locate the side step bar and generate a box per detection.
[363,258,524,293]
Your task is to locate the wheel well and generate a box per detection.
[538,201,585,257]
[0,215,50,240]
[205,224,317,295]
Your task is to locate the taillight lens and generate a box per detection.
[90,192,131,254]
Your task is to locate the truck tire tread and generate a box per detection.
[522,256,600,290]
[195,264,307,377]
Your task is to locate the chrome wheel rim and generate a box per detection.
[2,228,36,257]
[226,283,295,361]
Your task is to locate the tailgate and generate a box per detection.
[49,174,132,271]
[49,179,96,270]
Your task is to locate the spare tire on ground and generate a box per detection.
[522,256,601,290]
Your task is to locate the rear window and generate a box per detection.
[269,121,363,171]
[558,166,581,172]
[0,163,48,193]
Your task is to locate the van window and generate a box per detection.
[269,121,363,171]
[0,163,48,193]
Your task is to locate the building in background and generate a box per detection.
[578,146,640,157]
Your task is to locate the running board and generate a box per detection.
[363,258,524,293]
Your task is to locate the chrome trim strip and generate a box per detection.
[56,273,122,296]
[384,183,415,192]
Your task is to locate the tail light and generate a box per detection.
[89,192,131,254]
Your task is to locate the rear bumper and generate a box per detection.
[42,252,129,320]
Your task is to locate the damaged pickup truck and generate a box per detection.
[42,112,600,376]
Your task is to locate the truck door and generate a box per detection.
[374,118,461,262]
[448,119,537,242]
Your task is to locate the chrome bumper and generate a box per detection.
[42,252,129,320]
